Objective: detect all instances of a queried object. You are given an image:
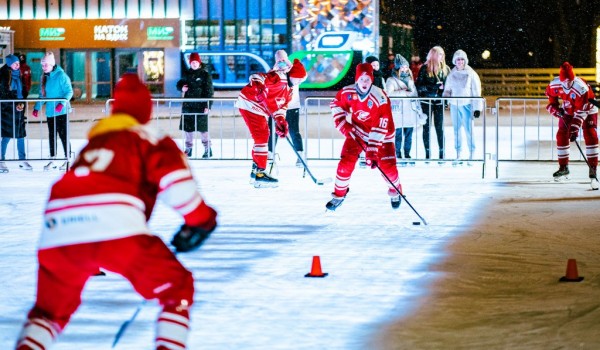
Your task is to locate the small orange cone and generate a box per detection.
[559,259,584,282]
[305,256,328,278]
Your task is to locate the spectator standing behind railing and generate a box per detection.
[416,46,450,162]
[18,53,32,99]
[442,49,483,163]
[177,52,214,159]
[385,54,426,164]
[32,52,73,171]
[0,54,31,173]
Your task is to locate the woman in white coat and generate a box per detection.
[385,54,426,161]
[443,49,483,160]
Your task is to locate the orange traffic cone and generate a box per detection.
[559,258,584,282]
[305,256,328,278]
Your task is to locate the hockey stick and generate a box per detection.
[574,140,599,185]
[112,299,146,348]
[350,132,428,225]
[285,135,332,185]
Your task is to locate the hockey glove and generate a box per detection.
[365,146,379,169]
[274,116,289,137]
[473,110,481,118]
[171,223,216,253]
[569,126,579,142]
[552,107,565,119]
[338,123,355,138]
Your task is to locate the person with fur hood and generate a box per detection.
[385,54,426,163]
[442,49,483,162]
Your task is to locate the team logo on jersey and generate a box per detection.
[356,110,370,121]
[45,217,57,229]
[563,101,572,109]
[368,100,373,108]
[571,93,576,100]
[352,94,358,100]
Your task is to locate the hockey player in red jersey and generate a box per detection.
[15,74,218,350]
[546,62,599,189]
[326,63,403,210]
[236,52,307,188]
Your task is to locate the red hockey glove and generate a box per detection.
[569,125,579,142]
[274,116,289,137]
[365,146,379,169]
[338,123,355,138]
[552,107,565,119]
[55,103,63,113]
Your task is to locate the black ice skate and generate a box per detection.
[0,161,8,173]
[390,194,401,210]
[553,165,570,182]
[254,169,279,188]
[590,167,599,190]
[202,148,213,159]
[249,162,258,184]
[325,189,349,211]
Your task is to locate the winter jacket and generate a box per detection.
[0,64,26,138]
[34,66,73,118]
[176,65,214,114]
[386,74,426,128]
[442,66,483,111]
[416,64,450,103]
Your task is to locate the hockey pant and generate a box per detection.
[556,113,598,168]
[16,235,194,350]
[239,108,270,169]
[333,138,402,198]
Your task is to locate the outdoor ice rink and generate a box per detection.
[2,140,600,349]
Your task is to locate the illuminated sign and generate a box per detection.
[40,28,66,41]
[94,25,128,41]
[147,26,175,40]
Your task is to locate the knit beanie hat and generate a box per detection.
[289,59,307,79]
[559,62,574,81]
[41,52,56,66]
[394,54,409,69]
[112,73,153,124]
[355,62,374,82]
[189,52,201,64]
[452,50,469,65]
[365,56,379,64]
[5,54,18,67]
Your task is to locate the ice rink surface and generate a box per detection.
[1,145,600,349]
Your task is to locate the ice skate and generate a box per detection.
[59,161,68,171]
[201,148,213,159]
[390,194,401,209]
[590,168,599,190]
[0,161,8,173]
[358,153,367,168]
[19,161,33,171]
[249,162,258,184]
[253,169,279,188]
[553,165,570,182]
[184,147,192,157]
[325,189,348,211]
[43,161,57,171]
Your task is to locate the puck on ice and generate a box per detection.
[412,221,421,225]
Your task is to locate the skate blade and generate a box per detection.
[553,176,570,182]
[0,170,8,173]
[253,181,279,189]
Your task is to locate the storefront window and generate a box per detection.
[142,50,164,95]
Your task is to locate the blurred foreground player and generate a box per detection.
[15,74,218,350]
[546,62,598,189]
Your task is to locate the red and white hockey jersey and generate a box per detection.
[546,77,598,129]
[236,70,292,119]
[40,114,215,249]
[330,84,395,146]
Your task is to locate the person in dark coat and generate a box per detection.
[0,54,31,172]
[365,56,385,89]
[177,52,214,158]
[18,53,32,99]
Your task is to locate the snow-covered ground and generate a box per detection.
[1,141,600,349]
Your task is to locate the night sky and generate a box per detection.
[405,0,598,68]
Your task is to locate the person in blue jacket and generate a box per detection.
[33,52,73,171]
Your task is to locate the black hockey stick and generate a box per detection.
[350,132,428,225]
[285,135,332,185]
[574,140,599,184]
[112,299,146,347]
